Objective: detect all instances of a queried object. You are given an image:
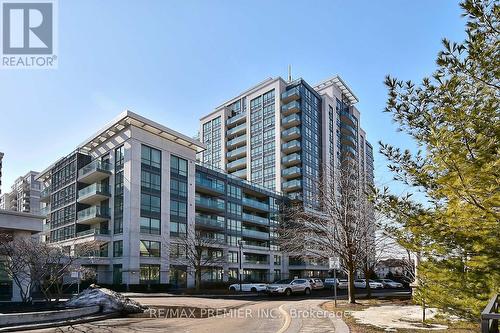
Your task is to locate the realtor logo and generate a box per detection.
[1,0,57,68]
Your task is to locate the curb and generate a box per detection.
[0,312,120,332]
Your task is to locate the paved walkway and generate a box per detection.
[281,300,349,333]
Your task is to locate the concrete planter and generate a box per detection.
[0,305,100,327]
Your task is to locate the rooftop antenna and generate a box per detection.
[288,64,292,82]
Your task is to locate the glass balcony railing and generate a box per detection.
[40,206,51,216]
[283,179,302,191]
[226,112,246,127]
[242,213,269,226]
[242,197,269,211]
[282,166,301,178]
[282,140,301,152]
[282,127,300,140]
[227,157,246,170]
[227,123,246,136]
[195,177,225,193]
[227,146,246,159]
[282,113,300,127]
[341,134,357,147]
[195,197,225,210]
[40,186,51,200]
[231,169,247,178]
[78,183,111,199]
[243,244,270,251]
[195,216,225,229]
[77,206,110,221]
[76,229,111,237]
[341,145,357,157]
[282,153,301,165]
[340,123,357,137]
[340,110,356,126]
[227,135,246,147]
[281,87,300,102]
[281,101,300,115]
[242,229,270,240]
[78,160,112,178]
[243,259,270,265]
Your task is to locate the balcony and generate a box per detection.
[242,213,269,226]
[78,160,112,184]
[281,101,300,116]
[195,177,225,195]
[282,113,300,128]
[341,145,357,158]
[40,205,51,217]
[242,229,270,240]
[227,123,246,137]
[282,166,301,179]
[227,146,246,160]
[227,157,246,172]
[195,216,225,230]
[282,153,301,166]
[76,228,111,237]
[77,183,111,205]
[40,186,51,203]
[243,244,270,251]
[281,87,300,103]
[242,197,269,212]
[231,168,247,179]
[282,179,302,192]
[227,135,246,149]
[77,206,110,225]
[340,110,356,127]
[195,197,225,212]
[341,134,357,148]
[282,127,300,141]
[226,112,246,128]
[340,123,357,137]
[282,140,301,153]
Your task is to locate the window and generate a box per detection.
[170,179,187,197]
[228,251,238,263]
[113,240,123,257]
[141,170,161,192]
[227,202,241,216]
[140,240,161,257]
[170,221,187,237]
[140,264,160,284]
[114,145,124,234]
[141,145,161,169]
[171,155,187,177]
[274,255,281,265]
[140,217,160,234]
[170,243,186,258]
[141,193,161,214]
[170,199,187,219]
[228,184,241,199]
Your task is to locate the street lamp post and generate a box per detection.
[238,240,245,292]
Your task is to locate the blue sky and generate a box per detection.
[0,0,465,194]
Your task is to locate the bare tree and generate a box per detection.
[279,159,375,303]
[0,233,101,304]
[174,229,226,291]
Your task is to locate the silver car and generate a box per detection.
[308,278,324,290]
[266,279,312,296]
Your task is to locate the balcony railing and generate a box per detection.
[243,259,270,265]
[226,146,246,160]
[481,294,499,333]
[282,166,301,178]
[242,213,269,226]
[281,101,301,115]
[227,134,246,148]
[77,206,110,222]
[40,186,51,202]
[76,229,111,237]
[78,183,111,198]
[340,110,356,126]
[281,87,300,102]
[227,157,246,171]
[282,140,301,153]
[282,127,300,141]
[341,134,357,147]
[282,153,301,166]
[282,179,302,191]
[78,160,112,182]
[231,168,247,178]
[242,197,269,211]
[282,113,300,128]
[195,216,225,229]
[242,229,270,240]
[227,123,246,137]
[195,197,225,210]
[40,206,51,217]
[195,177,225,193]
[226,112,246,127]
[340,123,357,137]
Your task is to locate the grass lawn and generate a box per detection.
[321,299,480,333]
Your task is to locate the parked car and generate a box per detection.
[308,278,325,290]
[354,279,384,289]
[324,278,339,289]
[337,279,349,289]
[228,283,267,292]
[375,279,404,289]
[266,279,312,296]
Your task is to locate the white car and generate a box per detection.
[354,279,384,289]
[337,279,349,289]
[375,279,404,288]
[228,283,267,292]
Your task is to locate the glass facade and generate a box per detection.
[250,89,276,190]
[202,116,222,168]
[113,146,124,234]
[170,155,188,237]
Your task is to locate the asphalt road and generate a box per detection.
[25,289,411,333]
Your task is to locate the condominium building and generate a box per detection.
[199,75,375,276]
[200,74,375,205]
[0,171,41,215]
[37,111,287,287]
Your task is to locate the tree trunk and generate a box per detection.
[365,274,371,298]
[348,268,356,303]
[195,270,201,291]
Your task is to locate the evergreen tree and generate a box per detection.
[376,0,499,320]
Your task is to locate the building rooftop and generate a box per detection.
[313,75,359,104]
